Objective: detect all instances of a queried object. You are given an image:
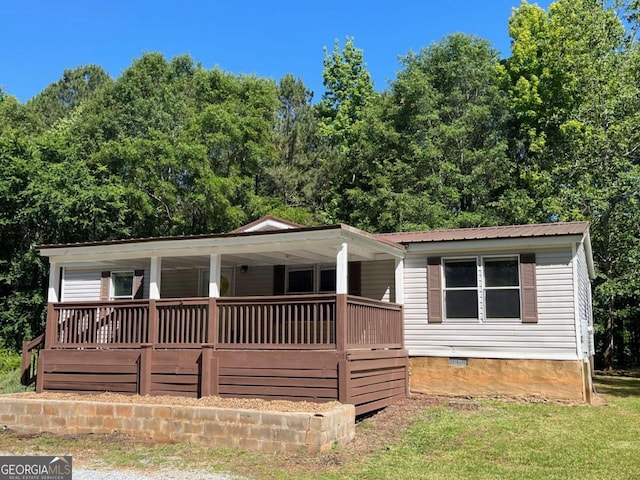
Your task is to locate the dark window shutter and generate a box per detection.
[348,261,362,296]
[427,257,442,323]
[520,253,538,323]
[133,269,145,299]
[273,265,286,295]
[100,271,111,300]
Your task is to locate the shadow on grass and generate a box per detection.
[595,374,640,398]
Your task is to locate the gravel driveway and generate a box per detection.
[73,468,241,479]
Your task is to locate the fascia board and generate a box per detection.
[405,235,585,254]
[42,225,406,265]
[340,229,405,258]
[582,231,596,279]
[42,228,344,263]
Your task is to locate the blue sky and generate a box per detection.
[2,1,552,103]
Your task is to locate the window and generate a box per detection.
[319,267,336,292]
[286,265,336,294]
[483,257,520,319]
[287,267,314,294]
[199,268,234,296]
[429,254,536,324]
[443,259,478,319]
[111,272,134,299]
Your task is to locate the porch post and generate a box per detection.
[336,242,348,294]
[209,254,221,297]
[149,256,162,300]
[47,262,60,303]
[395,257,405,304]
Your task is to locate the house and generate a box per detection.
[23,216,595,411]
[378,221,595,402]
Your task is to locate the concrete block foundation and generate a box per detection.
[409,357,591,402]
[0,397,355,453]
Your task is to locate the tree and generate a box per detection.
[317,37,376,154]
[506,0,640,368]
[27,65,111,128]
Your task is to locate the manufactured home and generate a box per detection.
[22,216,595,411]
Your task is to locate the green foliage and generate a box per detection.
[0,348,21,372]
[0,1,639,367]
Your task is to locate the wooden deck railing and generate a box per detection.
[217,295,337,349]
[20,333,45,386]
[45,294,402,351]
[346,296,404,349]
[50,300,150,348]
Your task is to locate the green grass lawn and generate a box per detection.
[335,379,640,480]
[0,375,639,479]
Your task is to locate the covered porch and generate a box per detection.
[25,220,409,415]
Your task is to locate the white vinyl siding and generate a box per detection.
[161,269,200,298]
[361,260,395,302]
[235,266,274,297]
[404,247,579,360]
[61,268,102,301]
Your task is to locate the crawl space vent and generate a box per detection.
[449,357,468,368]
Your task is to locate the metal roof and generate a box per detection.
[376,221,590,244]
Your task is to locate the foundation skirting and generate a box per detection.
[409,357,590,402]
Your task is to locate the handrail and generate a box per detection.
[21,333,45,386]
[45,294,404,350]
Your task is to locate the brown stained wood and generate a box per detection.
[348,357,408,371]
[148,299,158,344]
[35,350,45,393]
[45,373,139,383]
[217,393,336,403]
[349,385,406,405]
[201,346,213,397]
[346,349,407,360]
[219,367,337,379]
[214,350,339,369]
[350,378,406,397]
[210,357,219,396]
[43,364,139,374]
[350,370,407,388]
[139,345,153,395]
[354,393,405,416]
[215,344,335,351]
[349,366,406,380]
[338,358,349,403]
[152,350,200,365]
[45,350,140,366]
[151,382,199,392]
[151,374,199,384]
[221,376,337,388]
[218,385,337,398]
[40,294,408,414]
[336,294,348,353]
[42,381,138,393]
[151,390,199,398]
[152,364,199,374]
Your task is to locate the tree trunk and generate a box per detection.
[603,295,615,370]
